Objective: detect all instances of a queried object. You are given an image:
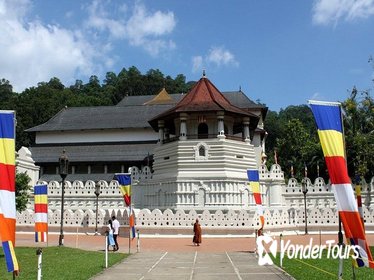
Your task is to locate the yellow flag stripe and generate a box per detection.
[35,195,48,204]
[0,138,15,165]
[119,185,131,196]
[317,130,345,157]
[249,182,260,193]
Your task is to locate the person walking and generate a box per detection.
[106,219,115,251]
[193,218,202,246]
[112,216,120,251]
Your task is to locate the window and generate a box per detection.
[194,142,209,161]
[199,146,205,157]
[198,123,208,139]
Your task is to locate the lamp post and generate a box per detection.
[94,182,101,235]
[58,150,69,246]
[301,178,308,234]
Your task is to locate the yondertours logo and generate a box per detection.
[256,235,360,266]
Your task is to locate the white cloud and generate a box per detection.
[206,47,239,67]
[85,0,126,39]
[192,46,239,73]
[85,1,176,56]
[192,56,203,73]
[0,0,96,92]
[313,0,374,25]
[311,92,321,100]
[0,0,177,92]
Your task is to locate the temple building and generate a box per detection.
[26,73,268,193]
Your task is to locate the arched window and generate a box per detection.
[199,146,205,157]
[198,123,208,139]
[194,142,209,161]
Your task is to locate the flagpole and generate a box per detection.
[337,214,343,279]
[128,206,131,254]
[337,105,345,280]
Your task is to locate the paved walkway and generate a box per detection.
[16,232,374,280]
[90,252,291,280]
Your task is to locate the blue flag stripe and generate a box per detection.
[34,185,48,195]
[310,104,343,132]
[0,112,15,139]
[247,170,259,181]
[116,174,131,185]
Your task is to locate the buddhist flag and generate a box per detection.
[129,208,136,239]
[34,184,48,242]
[115,173,131,207]
[309,100,374,268]
[0,111,19,273]
[247,170,265,229]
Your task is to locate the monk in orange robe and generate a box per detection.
[193,219,202,246]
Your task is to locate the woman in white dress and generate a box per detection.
[107,219,116,251]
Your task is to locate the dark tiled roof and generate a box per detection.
[26,91,265,133]
[30,143,157,163]
[26,105,173,132]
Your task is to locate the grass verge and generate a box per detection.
[273,246,374,280]
[0,246,127,280]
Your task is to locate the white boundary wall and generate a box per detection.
[16,164,374,232]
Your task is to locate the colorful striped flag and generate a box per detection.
[309,100,374,268]
[115,173,136,239]
[0,111,19,273]
[247,170,265,230]
[116,173,131,207]
[129,209,136,239]
[34,184,48,242]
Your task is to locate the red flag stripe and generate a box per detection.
[324,156,350,184]
[0,163,15,191]
[34,204,48,213]
[253,193,262,205]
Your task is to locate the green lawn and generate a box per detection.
[0,247,127,280]
[273,247,374,280]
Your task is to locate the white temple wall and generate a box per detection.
[152,138,257,181]
[35,128,158,144]
[17,163,374,232]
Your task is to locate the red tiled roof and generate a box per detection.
[152,77,255,118]
[148,76,260,132]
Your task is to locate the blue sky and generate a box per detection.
[1,0,374,111]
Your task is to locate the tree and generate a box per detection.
[342,88,374,180]
[15,172,32,212]
[275,119,323,180]
[264,105,325,180]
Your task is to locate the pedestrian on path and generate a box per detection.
[106,219,115,251]
[193,218,202,246]
[112,216,120,251]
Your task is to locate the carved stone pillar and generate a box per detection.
[217,111,225,139]
[179,113,188,140]
[158,120,164,144]
[243,117,250,140]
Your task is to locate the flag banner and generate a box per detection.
[129,208,136,239]
[34,184,48,242]
[115,173,131,207]
[247,169,265,230]
[309,100,374,268]
[0,111,19,273]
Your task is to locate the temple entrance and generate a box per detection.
[198,123,208,139]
